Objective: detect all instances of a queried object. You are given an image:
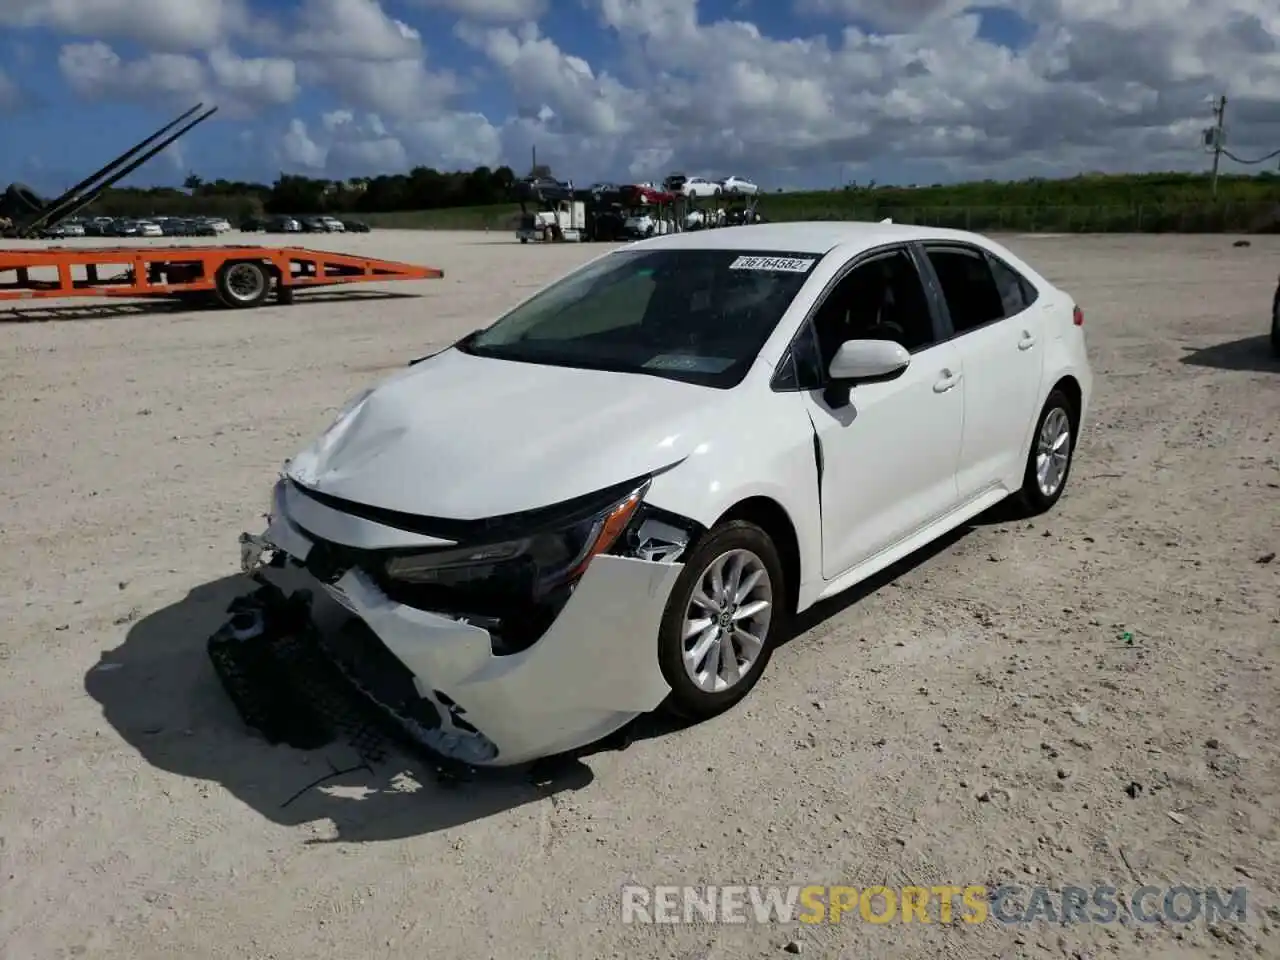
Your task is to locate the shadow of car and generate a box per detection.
[84,574,600,842]
[1179,335,1279,373]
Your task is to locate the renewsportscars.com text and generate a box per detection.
[620,884,1249,926]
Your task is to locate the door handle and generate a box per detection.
[933,369,961,393]
[1018,331,1036,350]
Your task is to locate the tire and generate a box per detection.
[214,260,270,309]
[1013,388,1076,516]
[5,183,43,213]
[1271,288,1279,358]
[657,520,787,721]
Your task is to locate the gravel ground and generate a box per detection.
[1,230,1277,960]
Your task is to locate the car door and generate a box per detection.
[780,245,964,579]
[918,243,1047,501]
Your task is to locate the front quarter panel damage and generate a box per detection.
[218,497,689,767]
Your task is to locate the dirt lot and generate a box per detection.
[1,230,1277,960]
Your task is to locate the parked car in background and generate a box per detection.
[266,215,302,233]
[41,221,85,238]
[135,220,163,237]
[240,217,267,232]
[300,216,329,233]
[341,219,371,233]
[681,176,722,198]
[622,211,671,238]
[214,220,1092,768]
[719,176,758,195]
[205,217,232,233]
[725,206,765,227]
[662,173,688,194]
[320,216,346,232]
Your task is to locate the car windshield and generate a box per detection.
[456,248,821,388]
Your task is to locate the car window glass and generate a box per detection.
[809,249,936,373]
[987,255,1030,317]
[793,319,825,388]
[520,271,655,341]
[926,248,1005,333]
[462,248,818,388]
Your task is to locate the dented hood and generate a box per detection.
[286,347,723,520]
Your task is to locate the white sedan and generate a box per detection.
[681,176,722,198]
[214,222,1092,767]
[719,176,758,195]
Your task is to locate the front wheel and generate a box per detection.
[657,520,787,721]
[1013,389,1076,516]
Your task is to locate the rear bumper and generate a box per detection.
[223,480,683,767]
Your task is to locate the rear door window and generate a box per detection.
[924,246,1007,334]
[985,254,1039,317]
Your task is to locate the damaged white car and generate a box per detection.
[213,221,1092,767]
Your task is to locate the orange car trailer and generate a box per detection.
[0,102,443,308]
[0,244,443,308]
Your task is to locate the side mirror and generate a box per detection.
[828,339,910,383]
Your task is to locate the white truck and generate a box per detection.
[516,200,587,243]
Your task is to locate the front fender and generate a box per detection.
[643,392,821,602]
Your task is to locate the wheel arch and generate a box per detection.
[713,496,802,616]
[1050,374,1083,440]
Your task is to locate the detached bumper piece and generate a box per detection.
[207,584,396,763]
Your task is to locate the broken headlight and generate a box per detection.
[383,479,649,600]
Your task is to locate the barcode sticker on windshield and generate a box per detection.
[729,256,815,272]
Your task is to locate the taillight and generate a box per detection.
[1072,305,1084,326]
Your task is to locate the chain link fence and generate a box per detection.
[785,202,1280,233]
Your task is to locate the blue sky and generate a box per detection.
[0,0,1275,194]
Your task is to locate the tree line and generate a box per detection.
[45,164,1280,232]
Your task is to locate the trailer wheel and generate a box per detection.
[4,183,43,214]
[215,260,270,309]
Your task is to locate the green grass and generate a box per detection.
[364,204,523,230]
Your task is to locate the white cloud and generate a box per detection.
[207,47,299,107]
[58,42,206,101]
[280,118,328,169]
[290,0,422,60]
[0,0,255,51]
[409,0,548,22]
[277,110,503,174]
[301,56,460,119]
[56,41,300,116]
[16,0,1280,184]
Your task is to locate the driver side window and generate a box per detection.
[810,249,937,374]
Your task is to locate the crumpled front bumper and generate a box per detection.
[223,480,684,767]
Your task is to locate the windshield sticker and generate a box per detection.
[644,354,736,373]
[729,255,816,272]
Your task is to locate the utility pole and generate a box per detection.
[1208,94,1227,199]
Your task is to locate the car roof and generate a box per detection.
[626,220,998,256]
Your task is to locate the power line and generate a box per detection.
[1221,145,1280,165]
[1202,94,1279,182]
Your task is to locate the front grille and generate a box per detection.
[314,615,423,718]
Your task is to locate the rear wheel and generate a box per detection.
[657,521,786,721]
[1013,389,1076,516]
[214,260,270,309]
